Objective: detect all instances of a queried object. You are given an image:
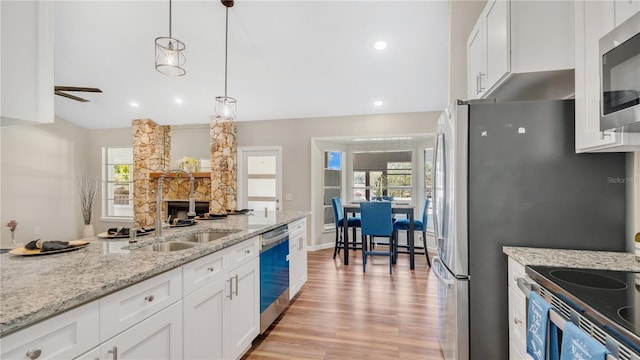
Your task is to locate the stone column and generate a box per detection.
[210,116,237,214]
[132,120,171,227]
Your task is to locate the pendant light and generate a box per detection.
[215,0,237,120]
[155,0,186,76]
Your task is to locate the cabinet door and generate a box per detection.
[226,257,260,360]
[508,286,528,354]
[575,0,621,151]
[615,0,640,26]
[467,17,486,99]
[484,0,510,91]
[183,277,225,360]
[289,233,300,300]
[0,301,99,360]
[0,1,54,125]
[100,301,182,360]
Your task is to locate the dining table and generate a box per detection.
[342,202,417,269]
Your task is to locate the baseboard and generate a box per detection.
[308,243,334,252]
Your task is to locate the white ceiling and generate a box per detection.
[54,1,449,130]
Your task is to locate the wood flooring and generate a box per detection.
[241,247,444,360]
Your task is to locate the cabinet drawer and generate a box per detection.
[227,237,259,269]
[100,267,182,341]
[507,257,527,291]
[1,301,99,360]
[183,250,226,296]
[288,218,306,235]
[508,285,528,349]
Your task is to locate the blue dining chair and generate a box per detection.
[360,201,395,274]
[393,198,431,267]
[331,197,363,259]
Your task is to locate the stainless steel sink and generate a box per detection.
[175,230,241,243]
[134,241,199,252]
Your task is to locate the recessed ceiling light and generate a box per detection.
[373,100,384,107]
[175,98,183,104]
[130,102,139,108]
[374,41,388,50]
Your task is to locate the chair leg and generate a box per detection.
[389,233,394,274]
[362,235,367,273]
[333,227,341,259]
[423,231,431,267]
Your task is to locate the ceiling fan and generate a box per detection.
[54,86,102,102]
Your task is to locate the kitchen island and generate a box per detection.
[0,210,308,337]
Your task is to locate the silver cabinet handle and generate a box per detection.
[476,74,481,94]
[144,295,154,302]
[227,278,233,300]
[244,249,251,255]
[25,349,41,359]
[514,317,522,325]
[478,72,486,92]
[234,274,239,296]
[107,346,118,360]
[207,266,215,272]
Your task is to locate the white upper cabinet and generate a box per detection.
[467,0,575,102]
[0,1,54,126]
[467,17,486,99]
[574,0,640,152]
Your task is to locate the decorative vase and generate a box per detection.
[83,224,95,238]
[10,230,16,246]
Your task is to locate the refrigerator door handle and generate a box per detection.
[432,256,454,289]
[433,131,446,246]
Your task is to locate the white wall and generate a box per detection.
[237,111,440,249]
[0,117,89,248]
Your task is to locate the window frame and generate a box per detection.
[101,146,134,221]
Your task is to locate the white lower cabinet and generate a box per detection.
[100,301,183,360]
[226,257,260,359]
[507,257,531,360]
[183,276,226,360]
[183,237,260,360]
[288,218,308,300]
[0,301,99,360]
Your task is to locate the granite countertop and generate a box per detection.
[0,210,309,337]
[503,246,640,272]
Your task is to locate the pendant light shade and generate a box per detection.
[215,0,236,120]
[155,0,186,76]
[215,96,237,119]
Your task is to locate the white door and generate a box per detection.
[238,147,283,211]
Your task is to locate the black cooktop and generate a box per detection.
[527,265,640,353]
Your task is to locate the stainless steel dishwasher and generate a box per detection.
[259,225,290,333]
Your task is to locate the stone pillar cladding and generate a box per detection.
[210,116,238,214]
[132,120,171,228]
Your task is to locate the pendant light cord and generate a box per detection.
[169,0,173,38]
[224,6,229,97]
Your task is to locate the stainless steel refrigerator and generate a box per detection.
[431,99,627,360]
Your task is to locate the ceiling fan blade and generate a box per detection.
[55,91,90,102]
[54,86,102,93]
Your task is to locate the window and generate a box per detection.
[424,148,434,232]
[102,147,133,219]
[352,151,412,203]
[323,151,342,229]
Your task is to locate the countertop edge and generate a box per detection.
[503,246,640,272]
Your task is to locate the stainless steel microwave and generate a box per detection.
[600,11,640,131]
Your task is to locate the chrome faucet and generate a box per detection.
[156,169,196,237]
